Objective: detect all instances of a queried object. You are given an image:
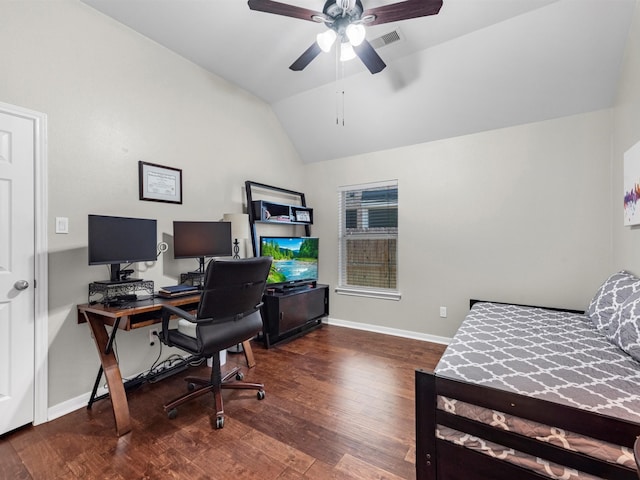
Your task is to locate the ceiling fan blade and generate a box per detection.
[353,40,386,74]
[363,0,443,26]
[290,42,323,71]
[247,0,325,22]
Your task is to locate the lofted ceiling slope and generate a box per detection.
[80,0,636,163]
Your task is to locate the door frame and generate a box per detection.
[0,101,49,425]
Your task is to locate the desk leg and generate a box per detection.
[242,340,256,369]
[83,311,131,436]
[87,316,121,409]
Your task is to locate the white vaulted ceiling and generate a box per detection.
[80,0,636,163]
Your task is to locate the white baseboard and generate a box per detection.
[323,317,451,345]
[49,322,449,421]
[48,385,110,421]
[48,353,200,421]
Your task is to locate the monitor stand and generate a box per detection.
[188,257,206,275]
[93,278,143,285]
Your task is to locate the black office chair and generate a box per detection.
[634,435,640,479]
[159,256,272,429]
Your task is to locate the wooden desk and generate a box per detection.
[77,295,256,436]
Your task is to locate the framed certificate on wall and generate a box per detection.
[139,161,182,204]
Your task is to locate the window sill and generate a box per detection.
[335,287,401,301]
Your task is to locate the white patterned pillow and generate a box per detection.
[587,271,640,334]
[608,291,640,362]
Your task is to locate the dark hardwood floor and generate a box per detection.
[0,324,446,480]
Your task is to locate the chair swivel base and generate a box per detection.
[164,366,265,429]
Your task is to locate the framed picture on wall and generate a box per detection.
[624,141,640,226]
[295,210,310,222]
[138,161,182,204]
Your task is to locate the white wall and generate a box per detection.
[0,1,304,407]
[613,0,640,271]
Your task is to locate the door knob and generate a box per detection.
[14,280,29,291]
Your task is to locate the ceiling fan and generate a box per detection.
[247,0,443,74]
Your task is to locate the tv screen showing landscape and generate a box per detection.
[260,236,318,285]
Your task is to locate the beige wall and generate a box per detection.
[0,1,304,407]
[613,0,640,271]
[307,110,614,338]
[2,0,638,413]
[308,0,640,340]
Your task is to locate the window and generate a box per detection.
[337,180,400,300]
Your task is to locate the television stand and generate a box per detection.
[260,284,329,348]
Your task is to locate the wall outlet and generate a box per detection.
[149,327,159,346]
[439,306,447,318]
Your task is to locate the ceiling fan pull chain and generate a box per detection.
[335,89,345,126]
[333,44,346,127]
[340,59,346,126]
[336,89,345,126]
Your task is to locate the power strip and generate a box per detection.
[147,361,189,383]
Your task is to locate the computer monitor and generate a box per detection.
[88,214,158,283]
[173,221,233,273]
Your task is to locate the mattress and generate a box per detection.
[433,301,640,479]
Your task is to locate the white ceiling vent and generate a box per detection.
[369,29,402,50]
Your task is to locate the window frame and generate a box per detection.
[337,180,401,301]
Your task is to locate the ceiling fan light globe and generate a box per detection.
[316,28,337,52]
[345,23,365,46]
[340,41,357,61]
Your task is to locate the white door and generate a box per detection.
[0,109,36,434]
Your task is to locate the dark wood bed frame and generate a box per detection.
[415,300,640,480]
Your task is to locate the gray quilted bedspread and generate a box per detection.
[434,301,640,423]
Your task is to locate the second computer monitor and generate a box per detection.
[173,221,232,273]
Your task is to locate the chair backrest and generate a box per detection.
[196,256,272,322]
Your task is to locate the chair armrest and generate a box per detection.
[162,304,197,322]
[160,305,197,346]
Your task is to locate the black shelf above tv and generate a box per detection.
[251,200,313,225]
[245,181,312,257]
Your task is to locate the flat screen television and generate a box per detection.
[260,236,319,287]
[88,214,158,283]
[173,221,232,273]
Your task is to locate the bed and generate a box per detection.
[416,271,640,480]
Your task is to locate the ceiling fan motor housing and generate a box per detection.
[323,0,363,21]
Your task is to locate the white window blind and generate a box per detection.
[338,180,399,300]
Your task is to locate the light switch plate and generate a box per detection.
[55,217,69,234]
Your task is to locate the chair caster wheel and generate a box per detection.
[215,416,224,429]
[235,371,244,381]
[257,390,265,400]
[167,408,178,420]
